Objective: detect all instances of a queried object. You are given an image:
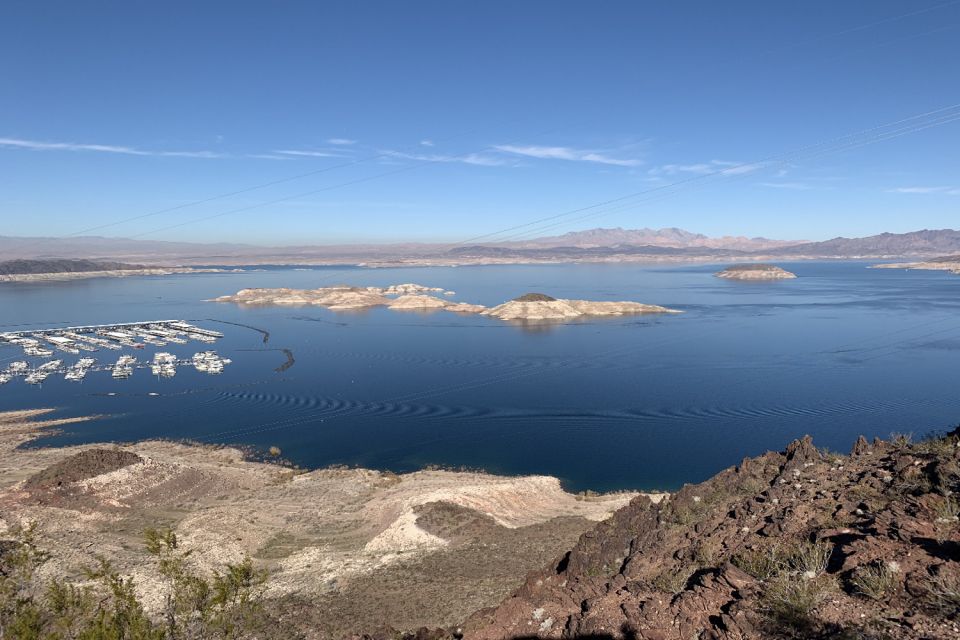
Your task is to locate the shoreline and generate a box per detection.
[0,266,237,283]
[0,409,655,634]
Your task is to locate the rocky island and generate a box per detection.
[482,292,679,320]
[715,263,798,280]
[210,284,680,320]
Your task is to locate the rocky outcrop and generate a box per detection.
[211,286,680,321]
[483,299,680,321]
[210,286,392,309]
[458,431,960,640]
[715,264,797,280]
[872,256,960,274]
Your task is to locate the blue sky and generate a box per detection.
[1,1,958,245]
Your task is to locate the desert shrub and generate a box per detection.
[0,523,162,640]
[787,541,831,577]
[890,432,913,448]
[761,574,836,635]
[652,567,689,594]
[914,431,958,457]
[0,523,276,639]
[850,562,899,600]
[693,537,724,568]
[732,543,787,581]
[926,566,960,615]
[145,526,269,639]
[933,496,960,523]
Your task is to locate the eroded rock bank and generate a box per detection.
[209,284,681,320]
[452,432,960,640]
[0,409,645,637]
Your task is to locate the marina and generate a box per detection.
[0,320,230,386]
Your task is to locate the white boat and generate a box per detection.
[8,361,28,373]
[67,357,97,379]
[192,350,228,374]
[112,354,137,379]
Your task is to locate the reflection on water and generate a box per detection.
[1,261,959,492]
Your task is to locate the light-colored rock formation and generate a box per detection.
[379,283,447,295]
[714,264,797,280]
[387,294,452,310]
[483,298,679,320]
[871,257,960,274]
[210,286,391,309]
[211,284,679,321]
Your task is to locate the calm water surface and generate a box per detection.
[1,262,958,492]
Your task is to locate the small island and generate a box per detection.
[210,284,680,321]
[483,293,679,320]
[714,264,797,281]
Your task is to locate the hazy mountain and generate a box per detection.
[769,228,960,257]
[2,228,960,264]
[512,227,800,251]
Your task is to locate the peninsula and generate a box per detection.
[0,258,229,282]
[871,255,960,274]
[209,285,680,320]
[715,263,798,280]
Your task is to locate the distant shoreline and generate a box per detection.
[0,266,234,283]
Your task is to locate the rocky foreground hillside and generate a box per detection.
[362,431,960,640]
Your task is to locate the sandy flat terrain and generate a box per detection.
[0,409,652,635]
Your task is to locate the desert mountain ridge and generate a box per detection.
[2,228,960,265]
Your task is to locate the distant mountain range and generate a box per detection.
[2,228,960,265]
[506,227,798,251]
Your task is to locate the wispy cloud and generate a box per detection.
[888,186,960,195]
[273,149,345,158]
[493,144,641,167]
[420,139,434,147]
[759,181,814,190]
[650,159,765,177]
[0,136,225,158]
[380,149,507,166]
[326,138,356,145]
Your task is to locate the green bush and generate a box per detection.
[0,523,276,640]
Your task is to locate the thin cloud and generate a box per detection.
[326,138,356,145]
[381,149,507,166]
[0,136,228,158]
[651,159,765,176]
[494,144,641,167]
[273,149,345,158]
[759,181,814,190]
[888,186,960,195]
[420,139,434,147]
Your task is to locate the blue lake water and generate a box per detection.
[1,261,959,492]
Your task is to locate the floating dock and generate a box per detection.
[0,320,230,386]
